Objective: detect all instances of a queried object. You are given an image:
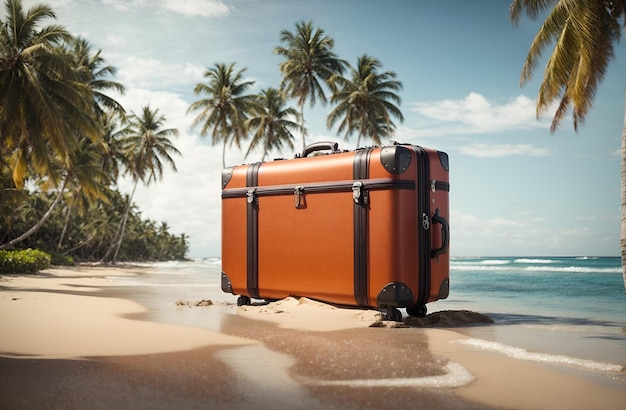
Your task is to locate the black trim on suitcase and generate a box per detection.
[431,180,450,192]
[353,149,372,307]
[380,146,412,174]
[414,147,432,309]
[222,167,234,189]
[437,151,449,171]
[222,178,415,199]
[246,163,261,299]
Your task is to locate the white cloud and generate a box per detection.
[23,0,75,8]
[458,143,550,158]
[102,0,149,12]
[112,55,205,91]
[113,87,224,257]
[112,88,190,131]
[450,209,607,256]
[159,0,230,17]
[103,34,126,47]
[410,92,550,137]
[118,133,223,258]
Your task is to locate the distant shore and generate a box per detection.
[1,266,625,409]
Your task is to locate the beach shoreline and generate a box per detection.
[1,265,625,409]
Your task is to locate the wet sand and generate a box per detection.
[1,266,625,409]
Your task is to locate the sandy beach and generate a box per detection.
[1,266,624,409]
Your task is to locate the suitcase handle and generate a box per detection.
[431,209,449,259]
[301,141,339,157]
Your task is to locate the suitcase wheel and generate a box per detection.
[384,307,403,322]
[237,296,251,306]
[407,304,428,318]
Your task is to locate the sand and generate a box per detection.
[1,266,625,409]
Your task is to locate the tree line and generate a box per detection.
[188,20,405,168]
[0,0,406,262]
[2,0,624,272]
[0,0,184,262]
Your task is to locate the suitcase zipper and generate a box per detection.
[246,163,261,299]
[414,147,431,309]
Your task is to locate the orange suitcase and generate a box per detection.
[221,142,450,321]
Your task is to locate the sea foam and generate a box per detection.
[303,361,474,389]
[458,338,624,373]
[514,258,557,264]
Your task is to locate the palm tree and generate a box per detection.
[68,36,126,118]
[188,62,257,168]
[0,0,99,188]
[0,162,26,239]
[55,40,124,251]
[62,200,118,258]
[274,20,348,151]
[509,0,626,290]
[56,137,110,250]
[95,109,136,189]
[327,55,404,148]
[245,87,303,161]
[102,105,180,263]
[0,133,110,251]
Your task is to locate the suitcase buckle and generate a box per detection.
[352,182,369,205]
[352,182,363,204]
[246,189,257,204]
[294,186,305,208]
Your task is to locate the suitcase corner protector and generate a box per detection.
[375,282,413,308]
[221,271,233,294]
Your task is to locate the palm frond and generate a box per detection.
[512,0,622,132]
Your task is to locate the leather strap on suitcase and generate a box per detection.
[353,148,373,307]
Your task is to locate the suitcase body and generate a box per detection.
[221,142,450,320]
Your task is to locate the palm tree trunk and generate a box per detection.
[99,218,122,263]
[620,86,626,290]
[63,232,95,255]
[0,176,68,250]
[222,141,227,169]
[356,122,366,149]
[299,102,306,153]
[111,180,138,264]
[100,181,137,264]
[57,203,73,250]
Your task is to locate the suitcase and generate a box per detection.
[220,141,450,321]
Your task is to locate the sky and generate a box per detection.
[20,0,625,258]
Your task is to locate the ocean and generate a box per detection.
[437,257,626,378]
[111,256,626,380]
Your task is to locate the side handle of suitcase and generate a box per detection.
[431,208,449,259]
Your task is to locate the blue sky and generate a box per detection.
[23,0,624,257]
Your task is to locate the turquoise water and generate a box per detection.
[440,257,625,324]
[113,256,626,374]
[125,256,625,326]
[435,257,626,373]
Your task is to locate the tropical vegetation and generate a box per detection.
[244,87,303,161]
[0,249,51,274]
[327,54,404,148]
[0,0,187,262]
[274,20,349,151]
[1,1,405,265]
[509,0,626,289]
[188,63,258,168]
[187,20,403,165]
